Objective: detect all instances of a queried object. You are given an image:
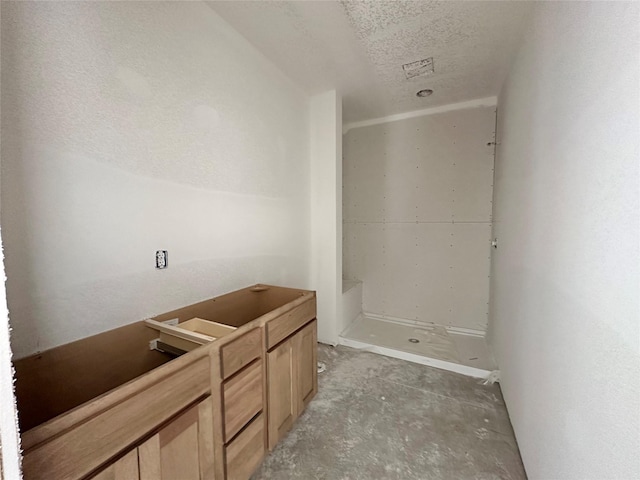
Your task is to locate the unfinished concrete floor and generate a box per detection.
[253,344,526,480]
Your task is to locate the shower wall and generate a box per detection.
[343,105,495,332]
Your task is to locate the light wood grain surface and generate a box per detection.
[223,360,263,442]
[225,414,265,480]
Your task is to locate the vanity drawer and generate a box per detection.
[223,360,263,442]
[220,328,262,380]
[266,298,316,350]
[225,413,265,480]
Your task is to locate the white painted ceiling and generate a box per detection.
[207,1,533,123]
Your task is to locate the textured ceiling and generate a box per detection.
[207,1,533,123]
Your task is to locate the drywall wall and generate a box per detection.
[1,2,311,358]
[488,2,640,479]
[0,3,23,473]
[310,90,342,344]
[343,104,495,332]
[341,280,362,332]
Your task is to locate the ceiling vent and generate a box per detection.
[402,57,434,79]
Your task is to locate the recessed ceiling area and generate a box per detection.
[207,0,533,123]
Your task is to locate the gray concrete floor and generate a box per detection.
[253,344,526,480]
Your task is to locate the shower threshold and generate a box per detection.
[339,315,496,379]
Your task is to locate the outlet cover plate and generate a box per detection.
[156,250,168,269]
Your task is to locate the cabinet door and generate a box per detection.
[267,338,295,450]
[138,397,214,480]
[91,449,139,480]
[294,319,317,415]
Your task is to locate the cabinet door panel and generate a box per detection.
[267,339,295,450]
[138,434,161,480]
[92,449,139,480]
[294,320,318,414]
[139,397,214,480]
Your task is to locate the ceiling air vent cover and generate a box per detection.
[402,57,434,79]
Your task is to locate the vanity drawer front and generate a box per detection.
[223,360,263,442]
[225,413,265,480]
[220,328,262,380]
[266,298,316,350]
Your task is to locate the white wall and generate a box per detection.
[489,2,640,479]
[0,3,22,471]
[341,280,362,333]
[309,90,342,344]
[1,2,311,358]
[343,104,495,332]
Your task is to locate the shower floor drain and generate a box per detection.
[408,338,420,344]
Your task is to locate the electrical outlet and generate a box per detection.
[156,250,168,269]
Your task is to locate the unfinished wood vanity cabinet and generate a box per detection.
[14,284,317,480]
[20,350,212,480]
